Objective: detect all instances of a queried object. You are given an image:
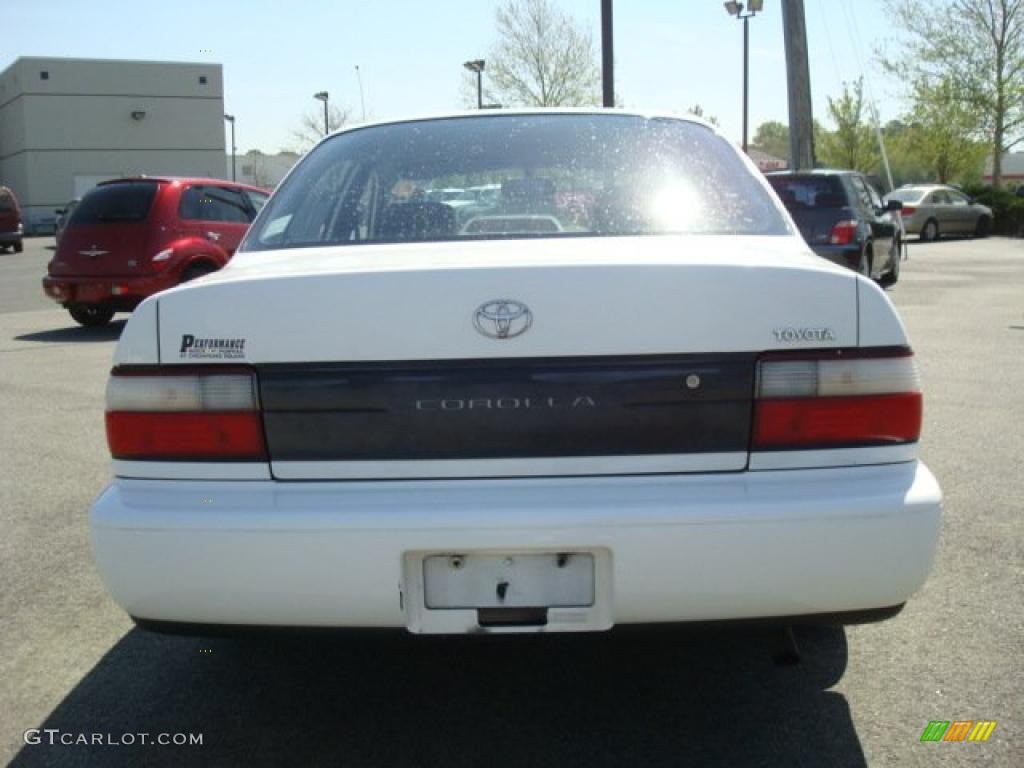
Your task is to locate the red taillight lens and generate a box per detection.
[898,206,916,217]
[105,368,267,461]
[753,350,922,450]
[754,393,922,448]
[829,220,859,245]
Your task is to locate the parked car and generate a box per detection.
[0,186,24,253]
[43,177,269,326]
[91,112,940,637]
[884,184,993,241]
[53,198,80,245]
[766,170,903,285]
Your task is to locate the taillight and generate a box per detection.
[105,367,267,461]
[829,220,859,245]
[898,206,916,217]
[753,349,922,450]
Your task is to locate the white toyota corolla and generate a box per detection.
[91,111,941,635]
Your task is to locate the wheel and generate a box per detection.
[180,263,217,283]
[880,243,901,287]
[975,216,992,238]
[14,240,23,253]
[920,218,939,242]
[68,305,115,327]
[857,247,872,278]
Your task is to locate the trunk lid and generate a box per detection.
[49,181,162,276]
[154,235,855,478]
[157,236,856,362]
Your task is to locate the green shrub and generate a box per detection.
[961,183,1024,236]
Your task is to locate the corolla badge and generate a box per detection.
[473,299,532,339]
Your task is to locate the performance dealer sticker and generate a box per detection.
[179,334,246,359]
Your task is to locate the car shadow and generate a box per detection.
[15,320,125,344]
[12,624,864,767]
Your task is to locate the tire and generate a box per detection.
[880,243,901,287]
[858,247,872,278]
[68,305,115,327]
[920,219,939,242]
[975,216,992,238]
[14,240,23,253]
[180,262,217,283]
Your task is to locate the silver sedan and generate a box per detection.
[885,185,993,241]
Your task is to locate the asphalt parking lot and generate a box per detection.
[1,236,1021,767]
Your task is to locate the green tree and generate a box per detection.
[817,78,880,172]
[484,0,601,107]
[903,77,987,183]
[882,0,1024,186]
[878,120,931,186]
[751,121,790,163]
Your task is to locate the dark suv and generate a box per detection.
[0,186,24,253]
[767,170,903,285]
[43,177,268,326]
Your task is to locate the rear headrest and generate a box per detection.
[500,178,556,213]
[377,202,455,240]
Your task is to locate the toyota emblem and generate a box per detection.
[473,300,532,340]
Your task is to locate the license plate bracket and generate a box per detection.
[403,548,613,634]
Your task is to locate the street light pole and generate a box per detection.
[601,0,614,108]
[463,60,485,109]
[313,91,329,136]
[355,65,366,122]
[724,1,763,153]
[743,13,749,152]
[223,114,236,181]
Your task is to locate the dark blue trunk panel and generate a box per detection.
[257,355,756,461]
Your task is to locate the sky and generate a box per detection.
[1,0,901,155]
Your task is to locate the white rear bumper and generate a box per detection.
[90,461,941,631]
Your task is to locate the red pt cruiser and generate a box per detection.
[43,177,269,326]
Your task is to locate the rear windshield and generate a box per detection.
[886,188,926,203]
[243,114,789,251]
[767,176,848,210]
[69,182,159,225]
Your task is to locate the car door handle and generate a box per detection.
[205,231,222,242]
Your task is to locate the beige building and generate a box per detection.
[0,57,226,232]
[229,150,300,189]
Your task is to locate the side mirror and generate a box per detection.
[885,199,903,212]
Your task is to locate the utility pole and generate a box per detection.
[782,0,814,170]
[601,0,614,107]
